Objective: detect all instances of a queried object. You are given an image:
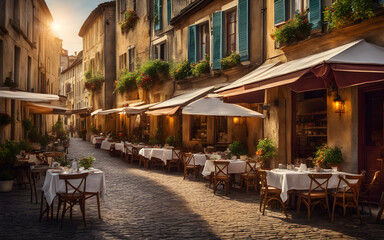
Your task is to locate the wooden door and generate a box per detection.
[359,84,384,202]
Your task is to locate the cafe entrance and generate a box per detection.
[359,83,384,202]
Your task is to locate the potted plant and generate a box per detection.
[228,141,247,159]
[0,140,20,192]
[220,51,241,69]
[18,140,33,153]
[79,155,95,170]
[191,55,210,77]
[256,138,278,168]
[314,144,343,170]
[165,136,175,147]
[270,12,312,46]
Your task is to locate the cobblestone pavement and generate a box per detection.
[1,138,384,239]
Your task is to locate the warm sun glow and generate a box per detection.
[51,22,61,33]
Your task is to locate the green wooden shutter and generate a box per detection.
[238,0,249,61]
[167,0,172,24]
[154,0,162,31]
[188,25,199,63]
[274,0,285,25]
[309,0,321,29]
[212,11,224,70]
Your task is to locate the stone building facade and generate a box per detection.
[60,51,87,133]
[79,1,116,111]
[0,0,62,143]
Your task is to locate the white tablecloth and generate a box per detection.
[114,142,124,152]
[266,169,355,202]
[42,169,106,205]
[100,140,113,150]
[202,160,246,177]
[139,148,153,159]
[139,148,179,165]
[192,154,208,166]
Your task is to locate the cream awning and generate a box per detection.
[91,109,103,116]
[96,108,124,115]
[25,103,68,114]
[123,103,159,115]
[145,106,180,116]
[182,95,264,118]
[218,40,384,103]
[0,90,60,102]
[149,86,214,110]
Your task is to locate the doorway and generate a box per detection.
[359,84,384,202]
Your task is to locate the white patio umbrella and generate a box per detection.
[182,95,264,118]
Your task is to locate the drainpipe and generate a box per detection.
[262,0,267,62]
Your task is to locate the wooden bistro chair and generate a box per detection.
[122,142,130,161]
[297,174,332,221]
[330,174,365,224]
[360,170,380,215]
[240,160,259,193]
[56,172,89,228]
[168,148,183,172]
[183,153,200,179]
[213,160,230,196]
[258,170,287,217]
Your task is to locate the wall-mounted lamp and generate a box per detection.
[233,117,240,124]
[262,104,271,119]
[333,93,345,115]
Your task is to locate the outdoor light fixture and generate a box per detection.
[333,93,345,115]
[233,117,240,124]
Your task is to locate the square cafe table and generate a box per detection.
[42,169,106,206]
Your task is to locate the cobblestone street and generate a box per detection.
[1,138,384,239]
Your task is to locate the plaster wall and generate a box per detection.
[115,0,150,107]
[327,87,359,173]
[0,0,61,143]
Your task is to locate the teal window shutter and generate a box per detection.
[154,0,162,30]
[167,0,172,24]
[238,0,249,61]
[274,0,285,25]
[188,25,199,63]
[212,11,224,70]
[309,0,321,29]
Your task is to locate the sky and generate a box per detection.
[45,0,110,55]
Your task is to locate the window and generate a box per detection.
[154,0,162,31]
[190,116,207,141]
[215,117,228,143]
[0,0,6,30]
[133,0,137,11]
[128,47,135,71]
[154,43,166,61]
[167,0,172,24]
[27,56,31,91]
[226,10,236,53]
[188,22,210,63]
[13,0,20,26]
[295,90,327,159]
[212,0,249,69]
[119,0,127,22]
[14,46,20,86]
[200,22,209,60]
[119,53,127,70]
